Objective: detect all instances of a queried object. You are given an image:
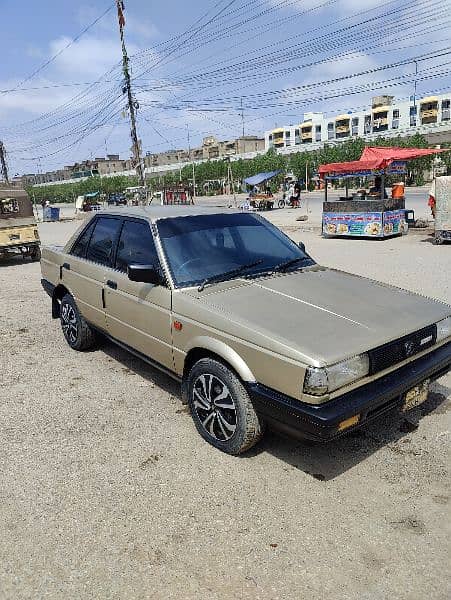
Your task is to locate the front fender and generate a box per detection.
[185,336,256,382]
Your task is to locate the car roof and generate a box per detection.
[100,205,239,221]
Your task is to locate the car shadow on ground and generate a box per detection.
[88,339,450,481]
[245,382,449,480]
[100,340,180,397]
[0,255,36,267]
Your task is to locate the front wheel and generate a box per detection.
[187,358,265,455]
[278,199,285,209]
[60,293,96,351]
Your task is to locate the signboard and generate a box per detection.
[323,209,407,237]
[325,162,407,179]
[387,161,407,174]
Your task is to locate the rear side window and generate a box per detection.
[115,220,159,272]
[71,219,97,258]
[86,217,121,266]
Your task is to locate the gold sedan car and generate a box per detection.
[40,206,451,454]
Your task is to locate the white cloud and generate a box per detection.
[49,35,128,78]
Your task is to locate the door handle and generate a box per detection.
[60,262,70,279]
[106,279,117,290]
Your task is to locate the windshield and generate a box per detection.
[156,212,314,288]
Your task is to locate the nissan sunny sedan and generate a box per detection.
[40,206,451,454]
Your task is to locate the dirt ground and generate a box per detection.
[0,214,450,600]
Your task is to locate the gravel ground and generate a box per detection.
[0,214,450,600]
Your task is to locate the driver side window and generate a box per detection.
[115,220,159,273]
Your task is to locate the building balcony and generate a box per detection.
[336,124,350,134]
[373,117,388,127]
[420,108,438,118]
[274,139,285,146]
[442,109,450,121]
[301,131,312,139]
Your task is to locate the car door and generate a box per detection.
[63,215,122,330]
[103,218,173,371]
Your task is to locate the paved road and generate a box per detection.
[0,213,448,599]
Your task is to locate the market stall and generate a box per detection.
[319,146,446,239]
[244,170,281,211]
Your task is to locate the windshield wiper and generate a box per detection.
[273,256,312,273]
[198,259,264,292]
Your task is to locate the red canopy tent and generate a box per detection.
[319,146,446,177]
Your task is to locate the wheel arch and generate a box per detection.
[182,337,256,383]
[51,283,71,318]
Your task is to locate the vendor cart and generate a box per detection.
[244,170,281,211]
[319,146,447,239]
[432,176,451,244]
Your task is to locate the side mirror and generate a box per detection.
[127,263,162,285]
[298,241,306,253]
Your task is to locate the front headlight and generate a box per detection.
[303,354,370,396]
[437,316,451,343]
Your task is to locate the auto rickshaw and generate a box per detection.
[0,184,41,261]
[429,176,451,244]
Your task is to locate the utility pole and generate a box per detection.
[187,125,196,202]
[413,60,418,109]
[116,0,145,188]
[226,156,236,208]
[240,97,245,137]
[0,141,9,183]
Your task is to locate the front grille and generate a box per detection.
[368,324,437,375]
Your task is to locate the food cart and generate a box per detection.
[244,170,281,211]
[319,146,447,239]
[75,192,102,214]
[430,175,451,244]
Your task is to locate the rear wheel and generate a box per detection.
[29,245,41,261]
[187,358,265,455]
[60,293,96,351]
[278,199,285,209]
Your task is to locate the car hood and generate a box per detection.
[180,268,450,366]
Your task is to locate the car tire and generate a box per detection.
[60,293,96,351]
[187,358,265,455]
[30,245,41,262]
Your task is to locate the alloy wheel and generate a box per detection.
[192,374,237,441]
[61,302,78,345]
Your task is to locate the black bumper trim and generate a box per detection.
[41,278,55,298]
[0,241,40,252]
[247,342,451,441]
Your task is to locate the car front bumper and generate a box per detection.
[247,342,451,441]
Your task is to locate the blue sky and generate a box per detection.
[1,0,450,174]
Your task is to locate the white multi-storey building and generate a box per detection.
[264,93,451,153]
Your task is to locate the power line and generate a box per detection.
[2,3,115,96]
